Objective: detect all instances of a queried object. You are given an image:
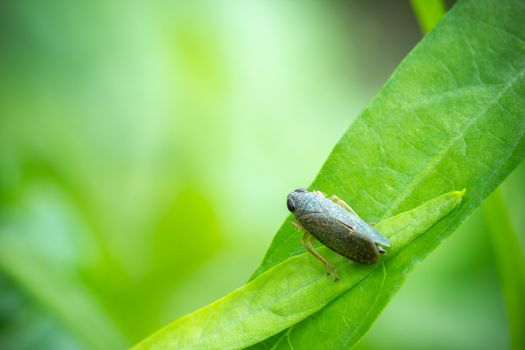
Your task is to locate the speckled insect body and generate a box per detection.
[287,189,390,281]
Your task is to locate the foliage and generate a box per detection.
[134,191,463,349]
[1,0,524,349]
[483,190,525,350]
[410,0,446,34]
[136,0,525,348]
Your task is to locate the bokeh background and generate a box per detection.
[0,1,523,349]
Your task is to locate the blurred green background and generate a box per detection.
[0,0,523,349]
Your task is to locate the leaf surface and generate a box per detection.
[134,0,525,348]
[248,0,525,348]
[133,191,463,350]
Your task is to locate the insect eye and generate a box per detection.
[287,198,296,212]
[294,188,307,193]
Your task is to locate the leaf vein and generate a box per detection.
[381,66,525,219]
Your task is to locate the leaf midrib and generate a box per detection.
[253,31,525,350]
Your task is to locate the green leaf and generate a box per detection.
[483,189,525,350]
[252,0,525,279]
[410,0,447,34]
[246,0,525,348]
[132,191,463,350]
[134,0,525,348]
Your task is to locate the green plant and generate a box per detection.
[134,191,463,349]
[133,0,525,348]
[483,189,525,350]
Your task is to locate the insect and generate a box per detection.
[287,188,390,282]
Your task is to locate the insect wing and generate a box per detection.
[330,204,391,248]
[334,219,380,264]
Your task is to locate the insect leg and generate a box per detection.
[328,194,359,217]
[300,231,310,251]
[307,235,340,282]
[292,219,304,230]
[300,232,329,275]
[296,219,339,282]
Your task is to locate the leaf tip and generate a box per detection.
[450,188,466,207]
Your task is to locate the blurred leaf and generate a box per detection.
[2,0,362,346]
[132,191,463,350]
[123,185,224,339]
[0,274,83,350]
[247,0,525,348]
[410,0,446,34]
[483,189,525,350]
[0,184,127,350]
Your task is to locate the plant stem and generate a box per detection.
[483,188,525,350]
[409,0,446,34]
